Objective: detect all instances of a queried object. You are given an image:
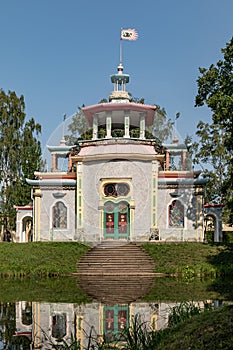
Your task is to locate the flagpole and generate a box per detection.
[120,30,123,64]
[120,28,138,65]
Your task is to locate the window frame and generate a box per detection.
[168,199,185,228]
[51,201,68,230]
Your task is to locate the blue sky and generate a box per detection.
[0,0,232,153]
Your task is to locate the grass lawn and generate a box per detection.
[0,241,89,277]
[0,241,233,277]
[143,242,233,276]
[156,305,233,350]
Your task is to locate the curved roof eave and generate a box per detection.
[26,178,76,187]
[47,145,74,153]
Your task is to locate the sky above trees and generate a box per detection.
[0,0,232,157]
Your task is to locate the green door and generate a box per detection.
[104,201,130,240]
[104,304,129,342]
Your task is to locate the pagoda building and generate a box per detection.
[15,62,210,243]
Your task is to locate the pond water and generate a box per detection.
[0,276,232,349]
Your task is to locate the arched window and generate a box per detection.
[52,313,66,339]
[53,201,67,229]
[22,302,32,326]
[169,200,184,227]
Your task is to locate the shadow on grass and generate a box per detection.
[206,243,233,275]
[206,243,233,301]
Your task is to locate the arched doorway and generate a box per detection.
[204,204,223,242]
[204,214,217,243]
[22,217,33,242]
[104,201,130,240]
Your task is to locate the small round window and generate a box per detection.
[104,184,117,197]
[116,183,130,196]
[104,201,115,213]
[103,183,130,197]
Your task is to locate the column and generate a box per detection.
[52,154,58,172]
[106,112,112,138]
[165,151,170,171]
[76,162,84,237]
[33,189,42,241]
[129,200,135,241]
[75,312,84,348]
[92,115,98,140]
[98,201,104,243]
[182,151,186,170]
[33,303,41,348]
[195,187,203,242]
[150,160,159,239]
[124,112,130,138]
[215,207,223,242]
[139,113,145,139]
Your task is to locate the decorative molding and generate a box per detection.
[170,192,181,198]
[149,228,159,241]
[53,192,67,199]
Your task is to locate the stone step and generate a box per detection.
[79,256,153,262]
[79,252,153,261]
[77,241,155,275]
[78,275,155,303]
[78,267,153,273]
[79,265,153,270]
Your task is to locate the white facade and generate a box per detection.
[15,64,208,243]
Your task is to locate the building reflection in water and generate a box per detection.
[12,299,219,349]
[2,276,223,348]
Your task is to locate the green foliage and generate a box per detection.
[183,135,193,170]
[0,89,43,231]
[65,106,90,145]
[119,314,165,350]
[205,231,214,243]
[130,95,145,104]
[98,98,108,103]
[195,38,233,149]
[0,278,91,303]
[144,277,225,302]
[45,331,82,349]
[151,105,174,143]
[195,37,233,224]
[192,121,229,204]
[222,231,233,243]
[156,306,233,350]
[168,301,201,327]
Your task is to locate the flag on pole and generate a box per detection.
[121,29,138,41]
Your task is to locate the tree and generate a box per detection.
[192,121,228,204]
[65,106,92,145]
[151,105,174,143]
[0,90,43,233]
[194,37,233,224]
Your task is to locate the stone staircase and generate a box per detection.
[77,241,155,276]
[78,275,155,304]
